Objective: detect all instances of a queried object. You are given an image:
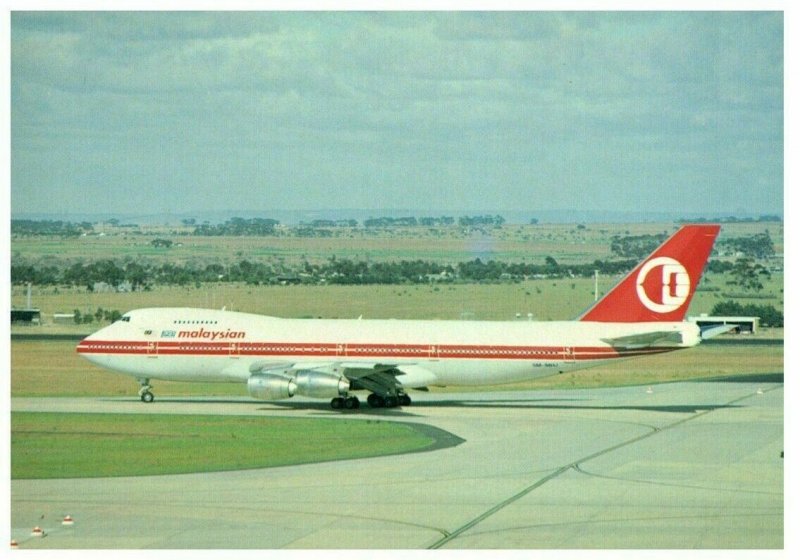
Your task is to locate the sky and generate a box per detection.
[9,10,785,220]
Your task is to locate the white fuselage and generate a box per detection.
[77,307,700,388]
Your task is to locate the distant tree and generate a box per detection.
[728,257,770,292]
[458,215,506,227]
[192,217,279,236]
[705,260,734,274]
[710,300,783,327]
[104,309,122,322]
[11,219,94,237]
[125,262,149,291]
[718,231,775,259]
[610,233,667,259]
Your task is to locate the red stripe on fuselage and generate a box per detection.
[76,339,671,361]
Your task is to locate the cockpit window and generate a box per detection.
[120,315,131,322]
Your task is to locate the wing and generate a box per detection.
[342,365,404,395]
[249,360,438,396]
[339,362,437,388]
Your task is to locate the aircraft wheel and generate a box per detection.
[384,396,398,408]
[141,391,154,403]
[331,397,344,409]
[399,394,411,406]
[367,394,385,408]
[344,396,360,410]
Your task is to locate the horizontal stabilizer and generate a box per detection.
[602,330,685,350]
[700,324,737,340]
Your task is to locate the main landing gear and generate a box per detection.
[330,396,360,410]
[138,378,154,403]
[329,392,412,410]
[367,392,411,408]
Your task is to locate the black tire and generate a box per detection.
[367,394,384,408]
[384,396,398,408]
[331,397,344,409]
[141,391,154,403]
[344,396,359,410]
[399,394,411,406]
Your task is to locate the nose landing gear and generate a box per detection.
[138,379,154,403]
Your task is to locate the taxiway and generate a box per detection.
[10,377,783,548]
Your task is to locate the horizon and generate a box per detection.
[10,207,784,227]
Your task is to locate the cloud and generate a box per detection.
[11,11,783,217]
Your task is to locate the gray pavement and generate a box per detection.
[10,378,783,549]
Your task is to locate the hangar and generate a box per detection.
[689,314,759,334]
[10,308,40,325]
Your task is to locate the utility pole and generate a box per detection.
[594,270,599,301]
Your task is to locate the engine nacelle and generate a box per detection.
[294,370,350,398]
[247,373,297,401]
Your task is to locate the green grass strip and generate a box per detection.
[11,412,434,479]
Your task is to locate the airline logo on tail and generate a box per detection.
[580,224,721,323]
[636,256,690,314]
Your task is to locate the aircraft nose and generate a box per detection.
[76,333,93,355]
[76,326,103,355]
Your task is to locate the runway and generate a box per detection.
[10,377,783,549]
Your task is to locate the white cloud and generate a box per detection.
[11,11,784,217]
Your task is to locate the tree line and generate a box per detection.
[11,219,94,237]
[10,230,777,291]
[610,231,776,260]
[12,254,768,291]
[679,215,782,224]
[11,255,644,289]
[710,300,783,327]
[12,215,515,238]
[716,231,776,259]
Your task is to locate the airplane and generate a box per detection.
[77,224,722,410]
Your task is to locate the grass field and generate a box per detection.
[12,221,784,267]
[9,270,785,328]
[10,223,644,265]
[10,412,434,479]
[11,220,784,324]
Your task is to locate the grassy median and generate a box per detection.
[11,412,434,479]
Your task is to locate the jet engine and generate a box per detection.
[294,370,350,398]
[247,373,296,401]
[247,370,350,401]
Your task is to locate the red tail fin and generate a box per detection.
[579,225,721,323]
